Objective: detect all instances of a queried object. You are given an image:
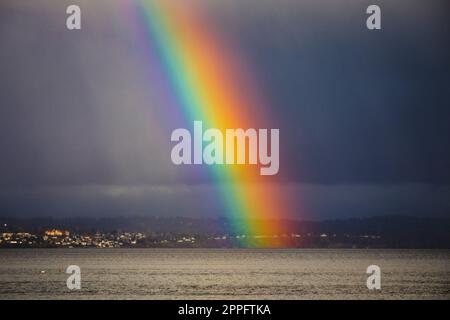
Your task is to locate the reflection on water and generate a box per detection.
[0,249,449,299]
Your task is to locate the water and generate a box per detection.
[0,249,449,299]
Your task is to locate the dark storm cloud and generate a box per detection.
[208,0,450,184]
[1,183,449,220]
[0,0,449,218]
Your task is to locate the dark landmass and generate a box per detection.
[0,215,449,248]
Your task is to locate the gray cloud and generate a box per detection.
[0,0,449,218]
[0,183,449,219]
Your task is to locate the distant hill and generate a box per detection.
[1,215,449,248]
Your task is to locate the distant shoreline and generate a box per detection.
[2,215,450,249]
[2,247,450,250]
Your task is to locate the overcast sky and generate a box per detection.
[0,0,449,220]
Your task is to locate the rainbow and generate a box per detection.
[125,0,292,247]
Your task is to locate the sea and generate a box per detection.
[0,249,449,299]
